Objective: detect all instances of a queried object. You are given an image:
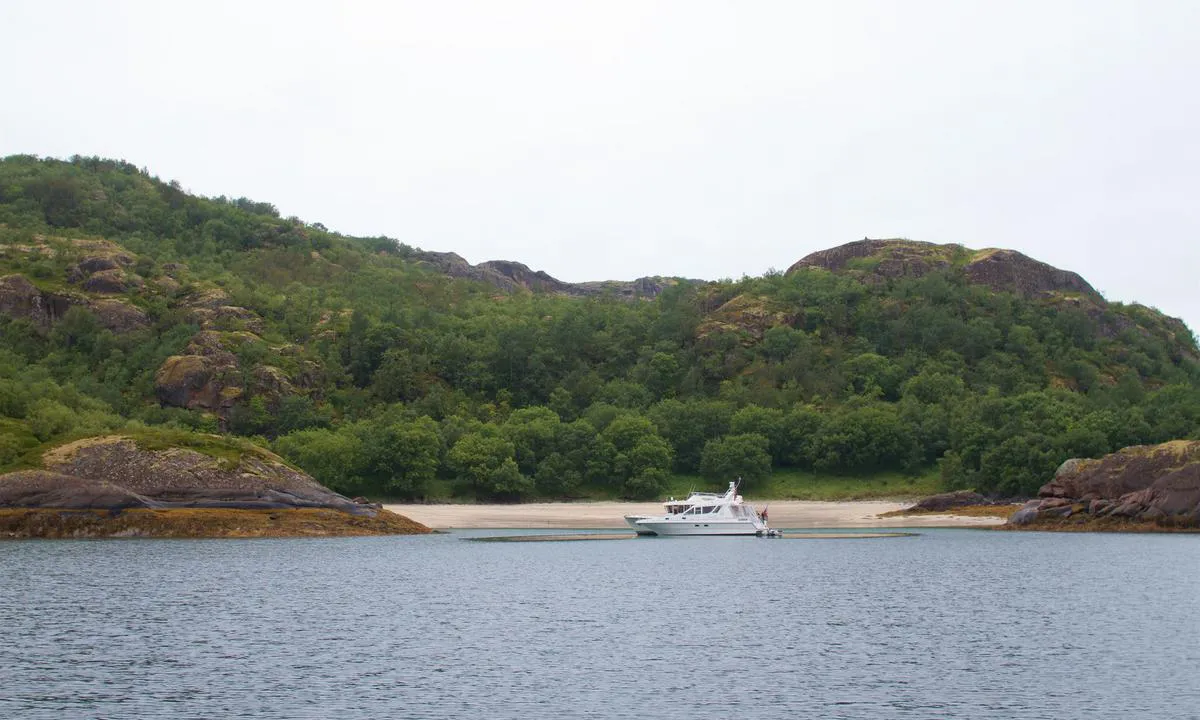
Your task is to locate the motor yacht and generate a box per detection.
[624,481,775,536]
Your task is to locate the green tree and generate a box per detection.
[447,431,521,500]
[648,399,733,472]
[778,404,824,468]
[274,428,365,495]
[730,405,786,464]
[624,435,674,496]
[503,406,561,476]
[27,399,77,441]
[699,433,772,488]
[489,457,534,500]
[350,417,441,499]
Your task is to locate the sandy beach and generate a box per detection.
[384,500,1006,530]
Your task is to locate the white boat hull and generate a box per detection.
[624,515,766,536]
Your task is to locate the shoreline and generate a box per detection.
[383,500,1007,530]
[0,507,432,539]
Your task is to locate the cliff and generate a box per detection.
[0,434,432,538]
[1006,440,1200,531]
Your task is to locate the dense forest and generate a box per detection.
[2,155,1198,500]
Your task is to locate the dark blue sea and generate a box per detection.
[2,528,1198,719]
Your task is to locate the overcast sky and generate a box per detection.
[3,1,1198,333]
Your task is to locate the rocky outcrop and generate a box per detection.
[34,436,368,513]
[0,470,155,510]
[65,250,136,284]
[477,260,575,294]
[181,287,266,333]
[787,239,956,278]
[0,436,431,538]
[911,490,988,512]
[787,239,1102,301]
[88,299,150,333]
[153,331,303,417]
[152,276,181,295]
[696,294,798,342]
[410,249,688,299]
[0,507,427,539]
[155,331,242,411]
[574,276,691,299]
[1,274,149,335]
[186,287,231,307]
[200,305,266,333]
[0,274,79,329]
[963,249,1099,300]
[1006,441,1200,530]
[155,354,236,411]
[82,268,143,294]
[412,250,519,291]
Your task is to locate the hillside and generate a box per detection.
[2,154,1199,502]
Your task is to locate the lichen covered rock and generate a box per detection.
[0,274,78,328]
[0,435,431,538]
[1007,441,1200,530]
[88,299,150,333]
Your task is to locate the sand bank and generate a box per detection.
[383,500,1005,530]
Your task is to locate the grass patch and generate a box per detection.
[120,427,266,465]
[0,426,280,475]
[655,467,942,502]
[749,467,942,501]
[408,468,948,504]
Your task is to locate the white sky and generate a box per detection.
[3,1,1198,334]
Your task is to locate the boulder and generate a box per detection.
[205,305,266,334]
[186,287,232,308]
[66,256,120,283]
[153,276,181,294]
[153,331,300,416]
[1007,500,1042,526]
[155,355,222,409]
[83,268,143,294]
[88,299,150,334]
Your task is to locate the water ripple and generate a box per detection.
[1,530,1198,719]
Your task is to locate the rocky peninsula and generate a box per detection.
[0,434,431,538]
[1006,440,1200,531]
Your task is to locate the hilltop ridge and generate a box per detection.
[408,249,691,299]
[788,238,1101,300]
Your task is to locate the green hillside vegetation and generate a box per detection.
[2,154,1199,500]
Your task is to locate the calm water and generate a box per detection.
[2,528,1198,720]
